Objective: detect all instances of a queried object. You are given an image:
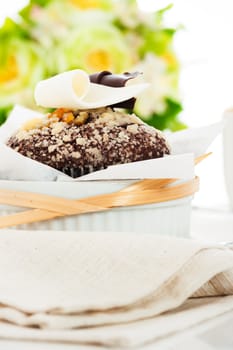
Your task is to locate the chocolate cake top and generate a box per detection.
[7,107,170,178]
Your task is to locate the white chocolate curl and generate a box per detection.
[34,70,149,110]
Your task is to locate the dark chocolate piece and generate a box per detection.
[90,71,140,87]
[89,71,141,109]
[89,71,112,84]
[110,98,136,110]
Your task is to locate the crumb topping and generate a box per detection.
[8,107,170,178]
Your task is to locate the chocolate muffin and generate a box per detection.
[7,107,170,178]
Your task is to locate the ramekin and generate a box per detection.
[0,180,192,237]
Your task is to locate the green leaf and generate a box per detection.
[27,0,52,7]
[142,98,186,131]
[138,27,176,57]
[0,105,13,125]
[155,3,173,25]
[19,0,52,21]
[0,17,28,40]
[33,0,52,6]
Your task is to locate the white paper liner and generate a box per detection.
[0,105,222,182]
[66,154,194,181]
[167,122,223,157]
[34,70,148,109]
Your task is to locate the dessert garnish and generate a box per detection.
[34,69,148,110]
[89,71,141,109]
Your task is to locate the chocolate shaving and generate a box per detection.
[89,71,141,109]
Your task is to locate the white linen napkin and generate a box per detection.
[0,230,232,348]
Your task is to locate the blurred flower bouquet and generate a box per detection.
[0,0,184,130]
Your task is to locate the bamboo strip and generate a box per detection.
[0,177,199,229]
[0,189,103,215]
[119,178,176,193]
[84,177,199,208]
[195,152,212,165]
[0,209,60,229]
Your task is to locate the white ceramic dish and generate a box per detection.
[0,180,192,237]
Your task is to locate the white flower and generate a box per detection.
[131,54,175,118]
[113,1,156,29]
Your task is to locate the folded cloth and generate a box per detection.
[0,296,232,349]
[0,230,233,347]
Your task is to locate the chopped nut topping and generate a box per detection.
[71,151,81,159]
[48,145,57,153]
[63,112,74,124]
[63,135,72,142]
[14,130,30,141]
[51,122,65,135]
[74,111,89,126]
[127,124,138,134]
[7,106,170,179]
[76,138,86,145]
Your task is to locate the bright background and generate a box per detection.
[1,0,233,127]
[1,0,232,207]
